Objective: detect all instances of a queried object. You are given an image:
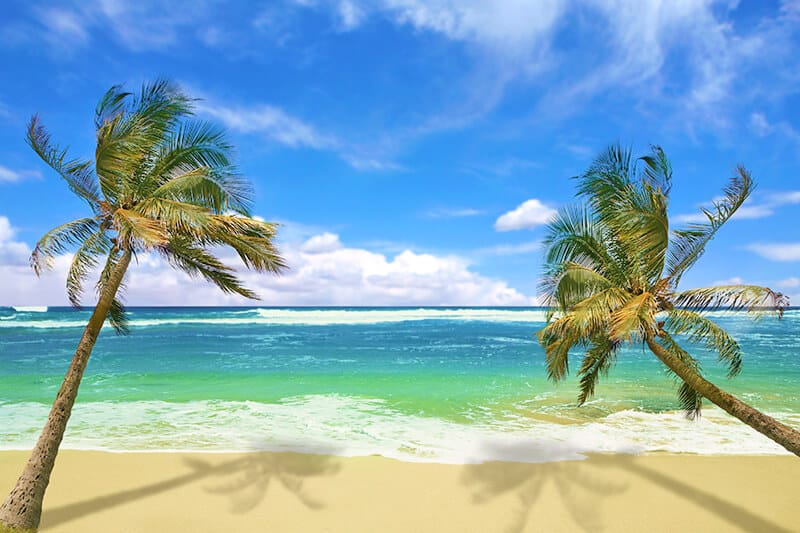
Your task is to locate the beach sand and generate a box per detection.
[1,451,798,532]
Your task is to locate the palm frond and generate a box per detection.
[95,84,131,129]
[107,297,129,335]
[134,197,212,235]
[640,145,672,195]
[543,206,624,285]
[575,143,632,222]
[538,315,581,382]
[30,218,100,275]
[66,229,111,307]
[160,237,258,299]
[608,180,669,288]
[27,116,102,209]
[577,335,618,405]
[666,167,754,286]
[113,208,169,249]
[675,285,788,317]
[541,261,613,310]
[609,292,657,342]
[665,308,743,377]
[658,331,703,418]
[569,288,629,337]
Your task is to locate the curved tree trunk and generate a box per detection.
[0,250,132,531]
[646,335,800,456]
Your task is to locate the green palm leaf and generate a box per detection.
[675,285,788,317]
[666,168,754,286]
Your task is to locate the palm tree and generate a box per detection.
[0,80,286,531]
[538,145,800,456]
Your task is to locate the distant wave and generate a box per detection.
[0,396,793,462]
[11,306,48,313]
[0,307,549,329]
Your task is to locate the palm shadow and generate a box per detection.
[461,441,627,533]
[40,442,341,530]
[592,454,793,533]
[187,448,341,513]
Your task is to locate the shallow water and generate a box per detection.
[1,306,798,462]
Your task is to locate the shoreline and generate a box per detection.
[2,451,798,532]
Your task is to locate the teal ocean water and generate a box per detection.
[1,306,798,463]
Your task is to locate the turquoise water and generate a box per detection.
[1,307,798,462]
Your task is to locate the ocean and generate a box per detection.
[1,306,798,463]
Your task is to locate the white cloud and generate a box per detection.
[38,7,89,45]
[0,217,32,266]
[0,218,535,306]
[196,102,335,150]
[711,276,744,286]
[770,191,800,205]
[674,191,800,224]
[0,165,41,183]
[478,240,541,256]
[751,112,772,137]
[195,99,400,171]
[745,242,800,262]
[300,232,343,253]
[381,0,565,54]
[777,277,800,289]
[495,199,557,232]
[337,0,366,30]
[424,207,484,219]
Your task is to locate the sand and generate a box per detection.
[1,451,798,532]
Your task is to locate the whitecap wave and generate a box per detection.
[0,396,793,463]
[11,306,48,313]
[0,307,549,329]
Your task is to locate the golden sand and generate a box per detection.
[1,451,798,532]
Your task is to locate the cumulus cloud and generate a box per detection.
[0,217,31,266]
[0,217,535,306]
[494,199,557,232]
[745,242,800,262]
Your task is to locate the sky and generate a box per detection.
[0,0,799,306]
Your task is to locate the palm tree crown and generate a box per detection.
[28,79,286,322]
[538,145,788,417]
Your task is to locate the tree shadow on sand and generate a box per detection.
[461,441,628,533]
[40,442,341,529]
[590,454,793,533]
[186,449,340,513]
[462,441,793,533]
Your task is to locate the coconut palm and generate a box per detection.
[538,144,800,456]
[0,80,286,531]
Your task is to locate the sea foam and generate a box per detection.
[0,395,793,463]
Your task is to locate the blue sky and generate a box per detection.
[0,0,799,306]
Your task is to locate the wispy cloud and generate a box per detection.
[749,111,800,144]
[196,99,401,171]
[745,242,800,262]
[674,190,800,224]
[495,199,557,232]
[0,165,41,184]
[477,240,541,256]
[423,207,485,219]
[197,102,335,150]
[777,277,800,289]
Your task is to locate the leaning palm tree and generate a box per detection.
[0,80,286,531]
[538,145,800,456]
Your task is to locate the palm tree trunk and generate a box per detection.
[646,335,800,456]
[0,250,132,531]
